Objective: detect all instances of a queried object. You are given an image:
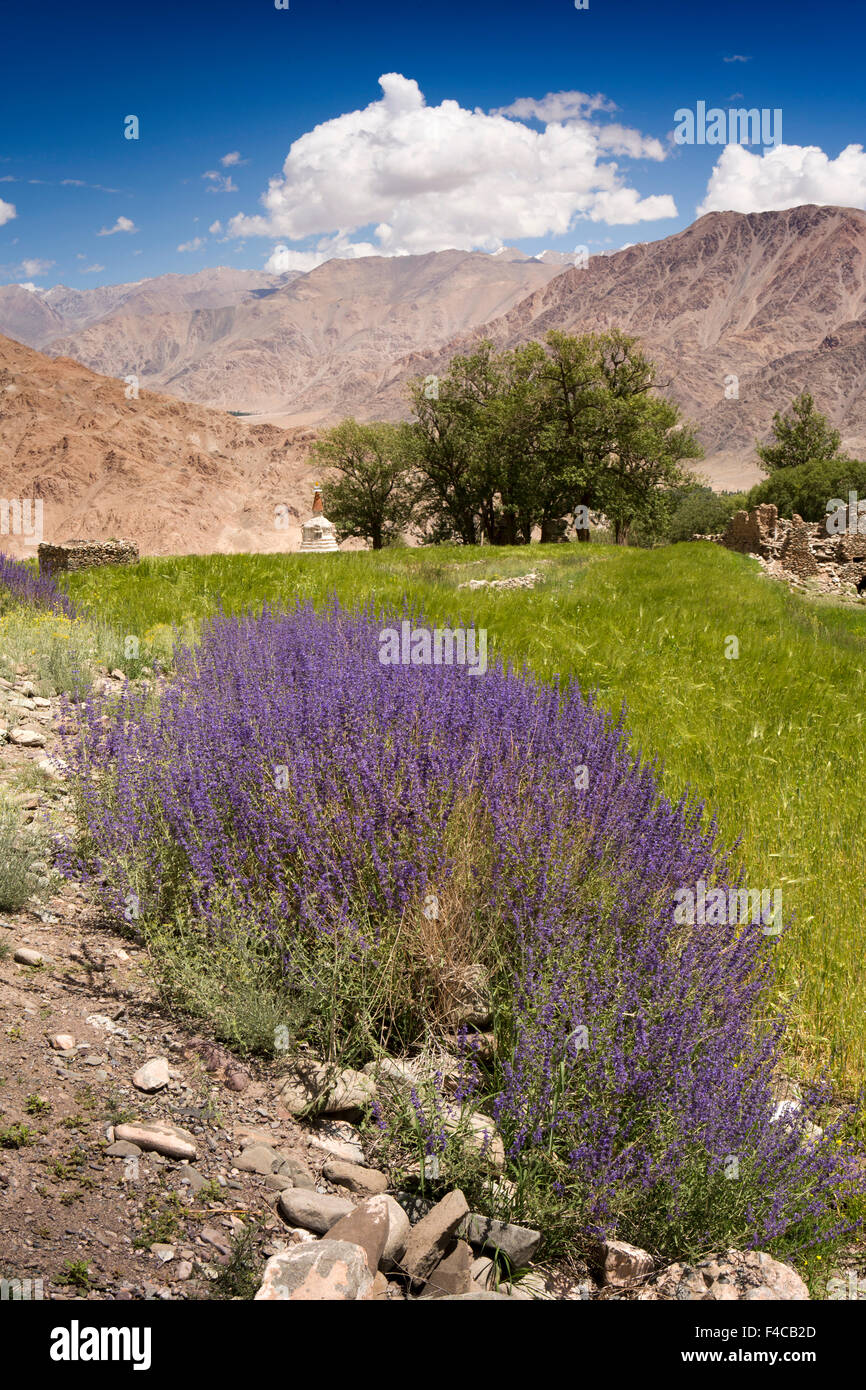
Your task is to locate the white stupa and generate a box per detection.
[298,484,339,553]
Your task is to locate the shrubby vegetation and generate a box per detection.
[745,458,866,523]
[64,599,864,1260]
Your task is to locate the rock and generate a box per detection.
[150,1244,175,1263]
[419,1239,473,1298]
[200,1226,232,1256]
[114,1121,197,1161]
[277,1060,377,1116]
[235,1143,281,1175]
[308,1135,366,1166]
[380,1195,411,1270]
[460,1214,541,1267]
[402,1189,470,1286]
[322,1158,388,1195]
[175,1261,193,1280]
[612,1250,809,1301]
[51,1033,75,1051]
[225,1069,249,1092]
[264,1172,294,1192]
[132,1057,170,1092]
[275,1155,316,1189]
[364,1271,390,1301]
[179,1167,210,1195]
[105,1140,142,1158]
[14,948,47,966]
[471,1254,496,1289]
[442,1105,505,1168]
[9,728,46,747]
[255,1240,373,1301]
[277,1189,355,1235]
[601,1238,655,1288]
[327,1195,393,1272]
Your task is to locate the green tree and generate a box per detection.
[311,420,416,550]
[756,392,845,473]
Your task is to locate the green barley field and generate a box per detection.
[62,541,866,1089]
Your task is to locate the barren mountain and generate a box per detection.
[364,205,866,489]
[0,335,321,557]
[39,251,566,416]
[4,209,866,493]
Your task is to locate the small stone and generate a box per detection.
[275,1155,316,1188]
[200,1227,232,1256]
[364,1270,390,1301]
[132,1057,170,1092]
[114,1121,196,1161]
[235,1143,280,1175]
[255,1240,373,1301]
[105,1140,142,1158]
[51,1033,75,1051]
[322,1158,388,1195]
[601,1239,655,1288]
[150,1244,175,1263]
[9,728,46,747]
[14,948,47,966]
[403,1189,470,1286]
[179,1167,210,1195]
[460,1214,541,1267]
[263,1172,294,1192]
[277,1189,355,1235]
[175,1260,193,1280]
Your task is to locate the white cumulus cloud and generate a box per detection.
[177,236,205,252]
[0,197,16,226]
[98,215,138,236]
[698,143,866,214]
[229,73,677,262]
[19,257,54,276]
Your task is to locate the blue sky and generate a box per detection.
[1,0,864,288]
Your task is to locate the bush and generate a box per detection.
[65,600,864,1260]
[0,552,75,617]
[745,459,866,523]
[0,794,53,911]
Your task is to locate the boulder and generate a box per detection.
[608,1249,809,1301]
[402,1189,470,1286]
[327,1195,393,1272]
[255,1240,373,1300]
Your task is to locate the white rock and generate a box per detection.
[9,728,46,747]
[114,1121,196,1161]
[133,1057,170,1092]
[51,1033,76,1051]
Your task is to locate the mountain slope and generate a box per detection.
[0,335,319,556]
[364,206,866,487]
[40,251,566,415]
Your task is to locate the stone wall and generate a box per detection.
[711,506,866,595]
[38,539,139,577]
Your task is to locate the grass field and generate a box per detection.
[60,541,866,1089]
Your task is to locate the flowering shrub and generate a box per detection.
[65,600,863,1258]
[0,551,75,617]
